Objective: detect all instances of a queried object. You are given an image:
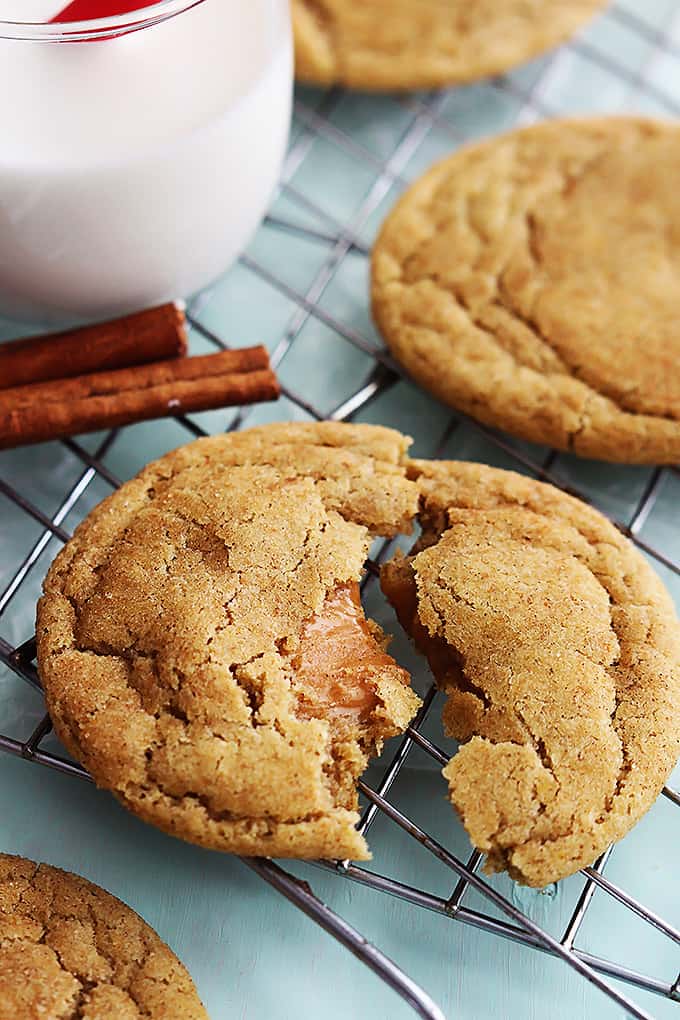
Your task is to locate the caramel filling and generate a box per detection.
[292,582,395,722]
[387,570,455,682]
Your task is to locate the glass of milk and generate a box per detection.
[0,0,292,321]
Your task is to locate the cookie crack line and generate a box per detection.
[43,939,90,997]
[69,514,335,713]
[388,140,613,382]
[53,571,370,835]
[391,263,680,435]
[428,521,627,840]
[122,778,344,830]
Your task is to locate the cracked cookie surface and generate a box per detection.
[0,854,206,1020]
[37,423,421,861]
[372,117,680,462]
[293,0,605,90]
[382,459,680,886]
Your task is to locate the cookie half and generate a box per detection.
[293,0,605,91]
[37,423,422,861]
[0,854,206,1020]
[372,117,680,462]
[382,459,680,886]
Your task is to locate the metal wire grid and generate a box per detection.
[1,4,680,1019]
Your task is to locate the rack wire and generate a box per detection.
[1,3,679,1018]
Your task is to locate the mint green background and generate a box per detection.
[1,2,679,1018]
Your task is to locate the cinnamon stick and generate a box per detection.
[0,347,280,450]
[0,303,187,390]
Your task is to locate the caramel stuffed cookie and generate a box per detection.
[37,424,680,884]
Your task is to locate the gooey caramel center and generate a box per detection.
[291,582,395,722]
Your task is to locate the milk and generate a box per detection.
[0,0,292,320]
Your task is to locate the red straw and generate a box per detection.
[51,0,159,23]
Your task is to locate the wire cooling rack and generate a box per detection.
[1,4,680,1019]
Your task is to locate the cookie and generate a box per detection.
[382,459,680,886]
[293,0,605,91]
[0,854,206,1020]
[372,117,680,463]
[37,423,422,862]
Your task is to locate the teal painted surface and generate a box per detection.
[1,2,680,1018]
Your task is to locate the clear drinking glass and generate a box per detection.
[0,0,292,321]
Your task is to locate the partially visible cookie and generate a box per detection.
[293,0,605,91]
[0,854,206,1020]
[372,117,680,463]
[382,459,680,886]
[37,423,422,862]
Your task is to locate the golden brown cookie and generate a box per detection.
[382,459,680,886]
[37,423,422,862]
[293,0,605,91]
[372,117,680,463]
[0,854,207,1020]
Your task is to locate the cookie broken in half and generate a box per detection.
[37,423,422,861]
[382,459,680,886]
